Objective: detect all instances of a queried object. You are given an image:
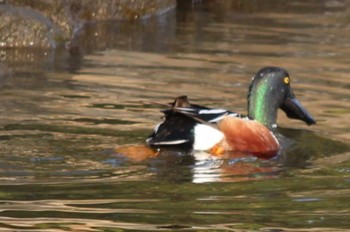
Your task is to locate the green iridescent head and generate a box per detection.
[248,67,316,130]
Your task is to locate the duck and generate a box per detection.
[146,67,316,159]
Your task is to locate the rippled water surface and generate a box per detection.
[1,1,350,231]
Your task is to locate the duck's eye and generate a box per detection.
[283,77,290,85]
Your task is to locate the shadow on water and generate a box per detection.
[139,129,350,182]
[277,128,350,168]
[1,129,350,231]
[1,96,349,186]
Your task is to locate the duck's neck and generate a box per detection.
[248,83,279,130]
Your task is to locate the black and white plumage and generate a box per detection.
[146,67,316,158]
[146,96,243,150]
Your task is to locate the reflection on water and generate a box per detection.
[0,0,350,231]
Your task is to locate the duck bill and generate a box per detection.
[281,96,316,125]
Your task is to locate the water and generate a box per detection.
[1,0,350,231]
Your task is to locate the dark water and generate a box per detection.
[1,1,350,231]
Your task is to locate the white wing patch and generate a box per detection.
[148,139,189,145]
[176,107,196,112]
[208,112,239,123]
[193,124,224,151]
[208,115,227,123]
[152,122,162,133]
[198,109,228,114]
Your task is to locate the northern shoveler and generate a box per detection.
[146,67,316,159]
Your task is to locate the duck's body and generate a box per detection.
[146,67,316,159]
[147,96,280,159]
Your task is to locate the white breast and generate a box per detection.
[193,124,224,151]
